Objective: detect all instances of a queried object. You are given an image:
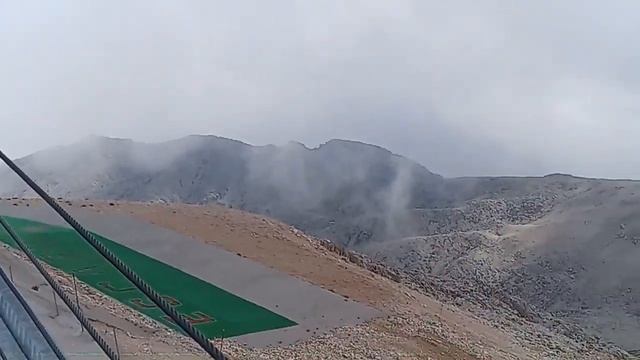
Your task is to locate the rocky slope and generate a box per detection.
[362,179,640,352]
[2,136,640,355]
[77,199,636,359]
[5,198,623,360]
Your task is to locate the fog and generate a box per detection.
[2,1,640,178]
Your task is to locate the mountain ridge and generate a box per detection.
[3,135,640,351]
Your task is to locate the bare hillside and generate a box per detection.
[362,180,640,353]
[88,199,626,359]
[2,136,640,355]
[3,198,627,359]
[0,135,445,247]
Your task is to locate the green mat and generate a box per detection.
[0,216,296,338]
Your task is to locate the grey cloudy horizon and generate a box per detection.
[1,1,639,178]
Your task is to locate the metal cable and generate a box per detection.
[0,242,66,360]
[0,216,118,360]
[0,150,229,360]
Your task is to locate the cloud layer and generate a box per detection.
[2,1,639,178]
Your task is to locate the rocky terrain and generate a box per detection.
[4,198,623,360]
[78,199,636,359]
[362,179,640,353]
[2,136,640,356]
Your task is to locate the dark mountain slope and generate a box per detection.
[1,135,445,245]
[3,135,640,351]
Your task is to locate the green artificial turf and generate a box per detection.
[0,216,296,338]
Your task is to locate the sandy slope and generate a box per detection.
[87,200,618,359]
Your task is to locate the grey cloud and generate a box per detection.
[1,1,640,178]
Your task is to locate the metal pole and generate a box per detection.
[9,265,12,283]
[72,274,83,333]
[112,327,120,358]
[53,288,59,317]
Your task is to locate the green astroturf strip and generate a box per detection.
[0,216,296,338]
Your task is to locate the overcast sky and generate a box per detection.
[1,1,639,178]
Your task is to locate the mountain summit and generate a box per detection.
[4,135,640,351]
[0,135,445,245]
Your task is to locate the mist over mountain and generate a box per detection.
[0,135,447,245]
[4,135,640,352]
